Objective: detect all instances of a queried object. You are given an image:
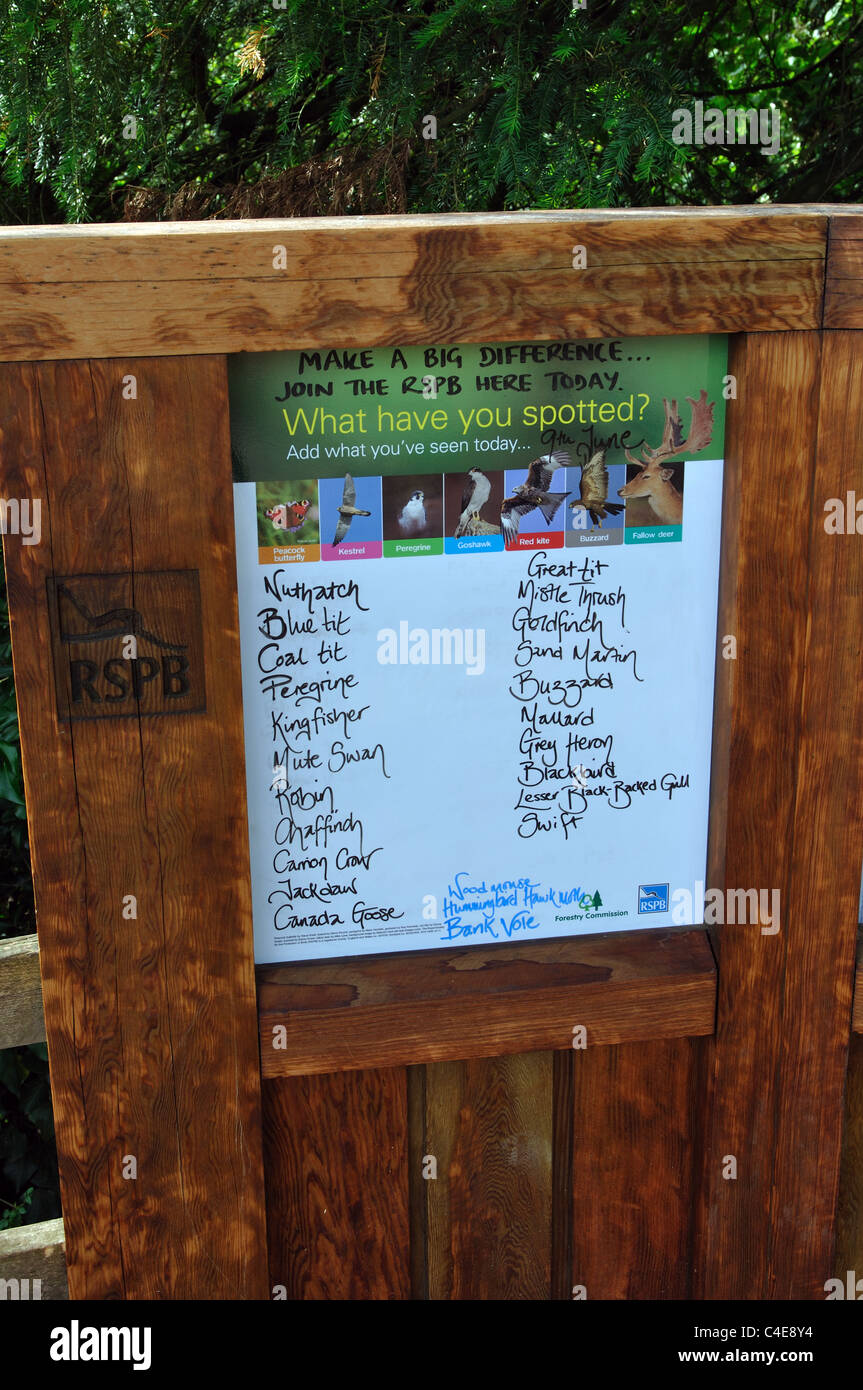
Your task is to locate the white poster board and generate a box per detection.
[229,334,727,963]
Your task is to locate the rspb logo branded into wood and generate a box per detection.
[46,571,206,722]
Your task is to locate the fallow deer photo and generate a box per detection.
[617,388,715,524]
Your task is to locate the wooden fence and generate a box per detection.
[1,206,863,1299]
[0,934,66,1296]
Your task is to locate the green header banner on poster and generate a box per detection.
[229,335,728,482]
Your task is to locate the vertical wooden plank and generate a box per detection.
[695,332,819,1299]
[262,1070,410,1300]
[570,1038,701,1299]
[421,1052,552,1300]
[704,340,745,940]
[768,330,863,1295]
[0,357,268,1299]
[407,1064,429,1300]
[836,1033,863,1281]
[550,1050,575,1300]
[697,328,863,1299]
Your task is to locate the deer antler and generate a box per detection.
[625,389,715,468]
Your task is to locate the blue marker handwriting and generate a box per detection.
[440,871,585,941]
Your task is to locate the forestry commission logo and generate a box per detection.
[47,571,206,722]
[574,889,604,912]
[638,882,669,913]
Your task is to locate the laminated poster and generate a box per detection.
[229,334,728,964]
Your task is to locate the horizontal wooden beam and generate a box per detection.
[0,933,45,1048]
[0,209,829,360]
[258,928,717,1077]
[0,1218,67,1300]
[0,209,828,280]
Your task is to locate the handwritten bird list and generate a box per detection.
[230,333,727,963]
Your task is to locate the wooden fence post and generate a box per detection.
[0,355,268,1299]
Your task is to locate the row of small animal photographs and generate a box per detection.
[255,454,686,563]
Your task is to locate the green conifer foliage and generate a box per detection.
[0,0,859,224]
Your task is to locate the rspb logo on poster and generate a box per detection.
[638,883,669,913]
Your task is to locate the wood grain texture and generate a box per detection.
[0,209,827,280]
[0,1217,67,1299]
[836,1033,863,1280]
[853,934,863,1033]
[696,329,863,1299]
[766,330,863,1296]
[704,346,745,958]
[570,1038,703,1299]
[0,358,268,1299]
[262,1070,410,1300]
[824,214,863,327]
[551,1050,575,1300]
[416,1052,552,1300]
[0,934,45,1047]
[691,334,816,1299]
[0,211,827,359]
[258,928,716,1077]
[407,1064,429,1301]
[695,333,817,1300]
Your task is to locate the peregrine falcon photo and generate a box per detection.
[398,490,427,535]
